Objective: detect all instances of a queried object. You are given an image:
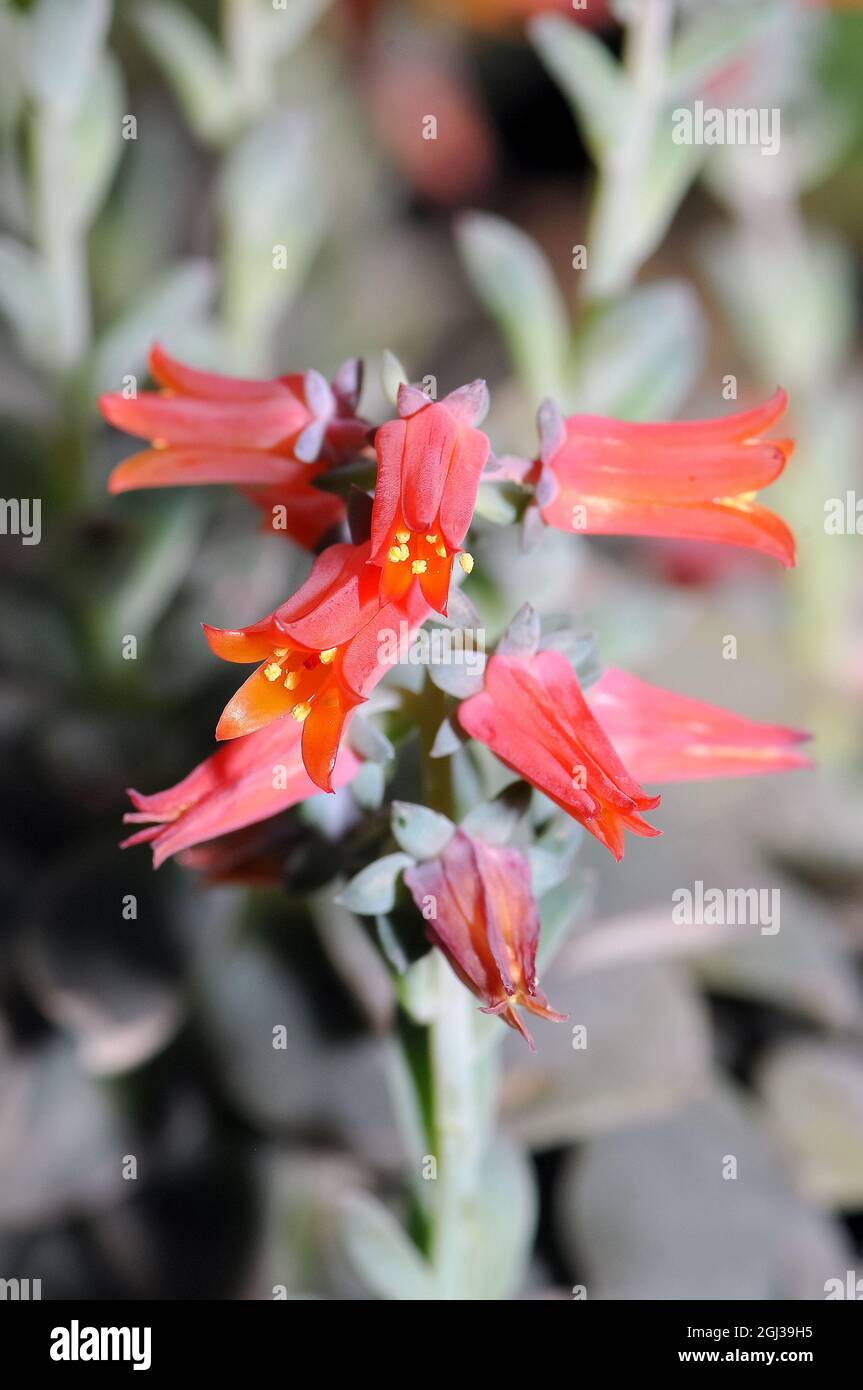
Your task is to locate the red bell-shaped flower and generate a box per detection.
[370,380,490,614]
[404,829,565,1049]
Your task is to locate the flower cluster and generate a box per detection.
[101,345,809,1043]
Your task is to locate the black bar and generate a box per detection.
[0,1299,859,1373]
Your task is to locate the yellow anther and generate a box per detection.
[283,671,300,690]
[388,545,403,563]
[436,543,447,558]
[398,544,410,561]
[425,533,438,544]
[273,647,288,657]
[459,552,474,574]
[411,559,427,575]
[395,528,411,544]
[319,647,337,664]
[291,701,312,722]
[263,662,282,682]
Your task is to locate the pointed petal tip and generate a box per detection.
[396,381,430,418]
[333,356,363,412]
[303,368,335,421]
[537,396,565,464]
[445,378,489,426]
[106,468,128,495]
[201,622,235,658]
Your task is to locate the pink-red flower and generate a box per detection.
[404,829,565,1048]
[587,668,812,783]
[204,541,430,792]
[534,389,795,566]
[370,381,490,615]
[121,719,359,869]
[458,648,661,860]
[100,344,368,548]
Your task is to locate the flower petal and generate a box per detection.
[544,494,797,567]
[148,342,291,400]
[107,447,314,493]
[100,391,309,450]
[588,667,813,783]
[122,720,358,867]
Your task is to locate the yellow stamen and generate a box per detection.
[425,533,438,544]
[395,528,411,544]
[319,647,337,664]
[388,545,403,563]
[263,662,282,682]
[411,559,427,574]
[398,544,410,561]
[291,701,312,722]
[284,671,300,690]
[273,647,288,657]
[459,552,474,574]
[436,543,447,558]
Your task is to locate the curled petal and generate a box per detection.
[550,494,797,568]
[147,342,289,400]
[122,720,359,868]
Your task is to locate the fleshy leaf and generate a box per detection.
[348,715,395,765]
[429,717,465,760]
[456,212,568,402]
[391,801,455,861]
[529,15,627,163]
[461,781,532,846]
[339,1191,435,1301]
[496,602,540,659]
[335,852,415,916]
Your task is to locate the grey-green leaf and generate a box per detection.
[529,14,627,162]
[497,602,540,659]
[93,259,215,394]
[134,0,238,146]
[348,715,395,766]
[335,853,415,917]
[27,0,111,118]
[391,802,455,860]
[339,1191,435,1301]
[456,212,568,402]
[565,279,706,420]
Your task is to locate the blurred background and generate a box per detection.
[2,0,863,1300]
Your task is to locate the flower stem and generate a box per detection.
[428,953,484,1298]
[403,671,493,1297]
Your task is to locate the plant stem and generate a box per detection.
[31,104,93,511]
[429,953,483,1299]
[407,672,493,1297]
[585,0,673,301]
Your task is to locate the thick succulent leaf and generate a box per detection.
[335,852,415,916]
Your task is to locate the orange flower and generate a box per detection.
[205,541,430,792]
[370,381,490,615]
[535,390,795,566]
[458,648,661,860]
